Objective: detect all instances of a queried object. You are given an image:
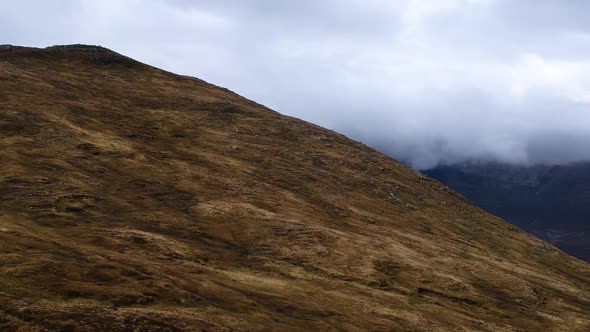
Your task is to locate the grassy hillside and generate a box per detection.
[0,45,588,331]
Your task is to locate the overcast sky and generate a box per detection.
[2,0,590,169]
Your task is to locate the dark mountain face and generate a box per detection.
[424,162,590,261]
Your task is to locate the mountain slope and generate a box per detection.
[425,162,590,261]
[0,45,589,331]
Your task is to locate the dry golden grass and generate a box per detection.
[0,45,588,331]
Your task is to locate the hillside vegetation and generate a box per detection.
[0,45,588,331]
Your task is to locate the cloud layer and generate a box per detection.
[3,0,590,168]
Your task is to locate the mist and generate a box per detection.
[2,0,590,169]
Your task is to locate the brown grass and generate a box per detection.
[0,44,588,331]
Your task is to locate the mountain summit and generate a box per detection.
[0,45,588,331]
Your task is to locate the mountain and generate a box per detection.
[424,162,590,262]
[0,45,589,331]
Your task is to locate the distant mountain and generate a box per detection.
[424,162,590,261]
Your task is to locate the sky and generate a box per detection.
[2,0,590,169]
